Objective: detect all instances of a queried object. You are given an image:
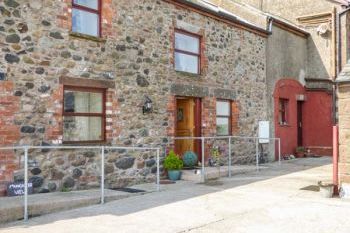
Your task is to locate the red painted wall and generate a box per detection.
[274,79,305,157]
[274,79,333,158]
[303,91,333,155]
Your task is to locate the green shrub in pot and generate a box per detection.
[164,150,183,181]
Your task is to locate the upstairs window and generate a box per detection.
[216,100,231,136]
[72,0,101,37]
[279,98,289,125]
[63,86,105,143]
[174,30,201,74]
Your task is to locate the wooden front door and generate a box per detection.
[175,98,196,157]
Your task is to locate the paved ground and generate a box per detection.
[1,157,350,233]
[0,185,157,224]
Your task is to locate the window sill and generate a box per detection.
[175,70,201,78]
[62,141,108,146]
[279,123,290,127]
[216,134,231,137]
[69,32,106,43]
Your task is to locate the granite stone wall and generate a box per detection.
[338,84,350,185]
[0,0,268,194]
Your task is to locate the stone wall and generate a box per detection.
[0,0,268,193]
[237,0,337,24]
[238,0,338,81]
[338,83,350,184]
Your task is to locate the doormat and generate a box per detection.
[160,180,176,184]
[203,179,224,186]
[182,167,196,170]
[110,188,146,193]
[300,185,320,192]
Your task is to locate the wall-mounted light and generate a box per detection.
[0,72,6,81]
[142,96,153,114]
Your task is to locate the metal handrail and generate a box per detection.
[0,136,281,222]
[0,145,161,221]
[148,135,281,182]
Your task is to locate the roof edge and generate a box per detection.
[272,18,310,38]
[162,0,269,37]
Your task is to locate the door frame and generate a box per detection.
[297,101,303,147]
[174,96,202,157]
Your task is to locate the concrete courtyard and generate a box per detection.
[1,157,350,233]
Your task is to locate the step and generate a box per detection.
[181,165,264,182]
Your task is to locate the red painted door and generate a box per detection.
[297,101,303,147]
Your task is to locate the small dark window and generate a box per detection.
[279,98,288,125]
[174,30,201,74]
[216,100,231,136]
[72,0,101,37]
[63,86,105,143]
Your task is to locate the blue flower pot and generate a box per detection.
[168,170,181,181]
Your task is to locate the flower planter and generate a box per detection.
[168,170,181,181]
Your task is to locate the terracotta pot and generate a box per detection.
[295,152,305,158]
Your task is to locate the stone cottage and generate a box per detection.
[1,0,346,195]
[0,0,270,195]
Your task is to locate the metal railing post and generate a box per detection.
[24,146,28,221]
[201,137,205,183]
[156,148,160,192]
[255,138,259,172]
[278,138,281,165]
[228,137,232,178]
[101,146,105,204]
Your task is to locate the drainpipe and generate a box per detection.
[266,16,274,35]
[334,5,350,193]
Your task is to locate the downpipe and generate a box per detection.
[333,125,339,195]
[333,5,350,193]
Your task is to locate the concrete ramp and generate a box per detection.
[0,185,154,224]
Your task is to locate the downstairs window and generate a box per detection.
[63,86,105,143]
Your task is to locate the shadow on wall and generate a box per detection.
[307,32,331,80]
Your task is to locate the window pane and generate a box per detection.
[175,32,200,54]
[64,90,103,113]
[216,117,229,136]
[72,9,99,37]
[175,52,199,74]
[279,99,288,124]
[73,0,98,9]
[63,116,102,141]
[216,101,230,116]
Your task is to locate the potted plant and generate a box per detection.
[209,146,222,167]
[183,151,198,168]
[209,146,223,179]
[164,150,183,181]
[295,146,305,158]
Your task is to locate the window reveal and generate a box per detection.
[63,86,106,143]
[72,0,101,37]
[174,30,201,74]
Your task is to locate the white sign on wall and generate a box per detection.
[258,121,270,144]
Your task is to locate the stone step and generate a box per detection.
[181,165,267,182]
